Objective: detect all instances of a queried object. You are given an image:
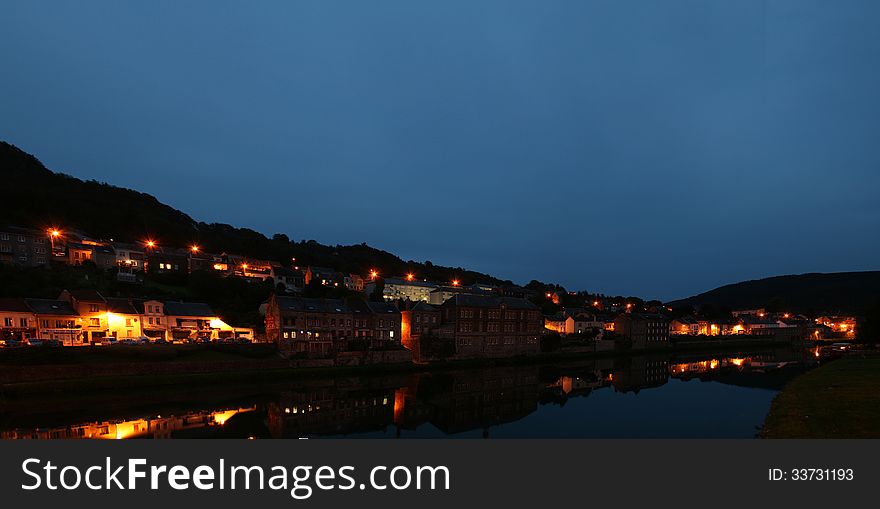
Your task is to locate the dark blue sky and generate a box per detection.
[2,1,879,300]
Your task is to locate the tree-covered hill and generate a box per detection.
[667,271,880,315]
[1,141,509,286]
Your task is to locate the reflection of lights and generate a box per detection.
[730,358,745,367]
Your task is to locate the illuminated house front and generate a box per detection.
[0,298,38,342]
[59,289,109,343]
[137,299,167,340]
[104,298,143,339]
[25,298,83,345]
[163,301,223,342]
[815,316,857,338]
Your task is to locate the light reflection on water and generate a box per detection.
[0,347,818,439]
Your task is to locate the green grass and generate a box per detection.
[763,356,880,438]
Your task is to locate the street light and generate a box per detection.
[47,228,60,253]
[452,279,460,287]
[370,269,378,279]
[145,240,156,249]
[190,245,200,253]
[406,273,415,281]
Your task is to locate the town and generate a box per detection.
[0,225,861,367]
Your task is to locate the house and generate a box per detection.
[304,266,339,286]
[368,278,439,302]
[400,301,441,360]
[670,316,700,336]
[66,242,95,266]
[613,313,669,350]
[92,244,117,270]
[0,226,49,266]
[25,298,83,345]
[112,242,146,271]
[815,315,857,338]
[0,298,37,343]
[366,301,402,348]
[273,266,305,292]
[163,301,223,342]
[135,299,168,341]
[265,295,354,357]
[343,273,365,292]
[59,289,109,344]
[146,250,188,275]
[428,285,493,305]
[546,308,605,336]
[436,294,542,359]
[105,298,143,339]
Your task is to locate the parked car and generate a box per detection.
[3,339,23,348]
[26,339,44,347]
[45,339,63,348]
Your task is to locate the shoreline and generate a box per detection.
[0,338,795,397]
[762,354,880,438]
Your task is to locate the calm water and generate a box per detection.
[0,347,819,439]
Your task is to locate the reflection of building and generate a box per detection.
[395,366,540,436]
[268,385,396,438]
[1,407,256,440]
[611,355,669,393]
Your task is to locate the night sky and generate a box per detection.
[2,1,879,300]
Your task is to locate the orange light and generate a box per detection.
[369,269,378,279]
[452,279,460,286]
[406,273,414,281]
[190,245,200,253]
[241,263,248,270]
[48,229,60,237]
[145,240,156,248]
[593,301,599,306]
[546,293,551,298]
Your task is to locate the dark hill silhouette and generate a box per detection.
[667,271,880,315]
[0,141,509,286]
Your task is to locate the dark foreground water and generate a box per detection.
[0,347,820,439]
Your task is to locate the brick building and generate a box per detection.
[436,294,542,359]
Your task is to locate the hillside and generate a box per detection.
[667,272,880,315]
[0,141,509,286]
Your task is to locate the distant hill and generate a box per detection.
[667,272,880,315]
[0,141,510,286]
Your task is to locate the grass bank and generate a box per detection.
[763,355,880,438]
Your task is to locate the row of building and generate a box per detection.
[0,290,252,345]
[264,293,543,361]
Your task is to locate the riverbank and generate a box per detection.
[762,355,880,438]
[0,339,793,397]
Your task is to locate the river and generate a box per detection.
[0,346,820,439]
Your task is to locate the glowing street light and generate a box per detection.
[47,228,61,253]
[369,269,378,279]
[241,263,249,270]
[190,245,200,253]
[452,279,460,287]
[145,240,156,249]
[406,273,415,281]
